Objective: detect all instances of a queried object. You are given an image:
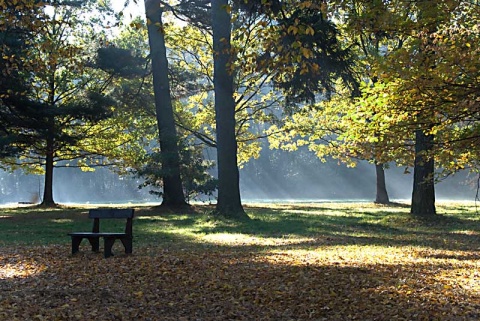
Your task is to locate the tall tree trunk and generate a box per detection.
[211,0,248,220]
[411,129,436,217]
[145,0,187,207]
[41,135,55,206]
[374,163,390,204]
[42,73,56,207]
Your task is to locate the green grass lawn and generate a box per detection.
[1,202,479,320]
[1,201,478,251]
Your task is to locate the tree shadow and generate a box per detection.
[2,203,479,319]
[190,205,480,252]
[422,252,480,261]
[0,245,478,320]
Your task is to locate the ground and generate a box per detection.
[0,202,479,320]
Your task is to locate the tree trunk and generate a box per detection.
[211,0,248,220]
[374,163,390,204]
[42,75,56,207]
[145,0,187,207]
[41,136,55,206]
[411,129,436,217]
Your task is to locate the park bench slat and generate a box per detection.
[88,208,135,219]
[68,208,134,258]
[68,232,128,237]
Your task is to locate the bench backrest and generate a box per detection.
[89,209,134,219]
[89,209,134,235]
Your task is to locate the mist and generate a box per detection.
[0,147,477,205]
[241,158,476,202]
[0,167,156,205]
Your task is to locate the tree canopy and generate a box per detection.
[1,0,479,217]
[0,0,121,205]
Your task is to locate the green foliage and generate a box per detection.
[0,1,120,172]
[268,0,480,179]
[96,47,146,78]
[165,17,283,166]
[347,0,480,174]
[0,1,44,157]
[237,0,359,107]
[136,140,218,203]
[273,6,358,104]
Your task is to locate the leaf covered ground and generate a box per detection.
[1,202,479,320]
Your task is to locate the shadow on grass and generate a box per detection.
[1,204,479,253]
[423,252,480,261]
[1,204,479,319]
[189,205,480,252]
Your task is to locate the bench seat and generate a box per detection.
[68,232,128,237]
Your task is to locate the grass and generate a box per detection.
[1,201,479,320]
[1,201,479,250]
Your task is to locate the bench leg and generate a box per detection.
[71,236,83,255]
[104,237,116,258]
[87,237,100,252]
[120,237,133,254]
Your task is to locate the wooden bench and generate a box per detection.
[68,208,134,258]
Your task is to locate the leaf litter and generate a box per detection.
[0,243,479,321]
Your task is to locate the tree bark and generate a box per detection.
[41,134,55,206]
[42,72,56,207]
[211,0,249,220]
[411,129,436,217]
[145,0,187,207]
[374,163,390,204]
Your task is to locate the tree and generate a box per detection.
[0,1,117,206]
[143,4,284,211]
[260,0,480,211]
[135,2,356,217]
[205,0,362,216]
[268,0,406,204]
[94,16,219,205]
[406,2,438,217]
[411,129,435,216]
[374,163,389,203]
[211,0,249,219]
[335,0,480,217]
[144,0,188,207]
[0,0,53,158]
[334,0,396,204]
[242,1,396,202]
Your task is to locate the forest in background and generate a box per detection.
[1,0,479,219]
[1,146,476,204]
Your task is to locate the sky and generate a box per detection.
[111,0,145,21]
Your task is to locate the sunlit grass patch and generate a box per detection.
[1,202,479,253]
[450,230,479,235]
[202,233,316,246]
[50,218,74,223]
